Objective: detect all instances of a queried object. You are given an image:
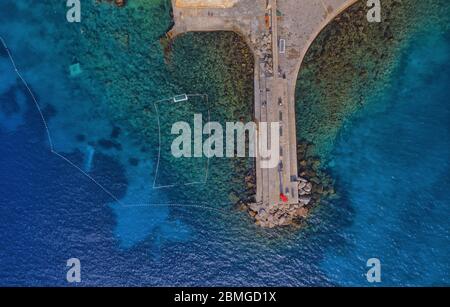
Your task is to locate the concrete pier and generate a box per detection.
[168,0,357,216]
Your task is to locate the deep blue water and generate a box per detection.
[0,2,449,286]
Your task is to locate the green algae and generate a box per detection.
[165,32,255,205]
[295,0,450,163]
[61,0,255,207]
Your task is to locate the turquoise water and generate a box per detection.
[0,1,449,286]
[322,29,450,285]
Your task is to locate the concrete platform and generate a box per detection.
[167,0,358,209]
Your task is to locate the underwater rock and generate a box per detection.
[97,138,122,151]
[114,0,126,7]
[42,104,57,119]
[76,134,86,142]
[69,63,82,77]
[110,125,121,139]
[97,0,126,7]
[129,157,139,166]
[295,207,308,218]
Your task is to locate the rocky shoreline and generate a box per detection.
[238,142,335,228]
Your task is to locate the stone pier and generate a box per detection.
[168,0,357,226]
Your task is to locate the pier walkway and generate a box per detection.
[168,0,357,208]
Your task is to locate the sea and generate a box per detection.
[0,0,448,286]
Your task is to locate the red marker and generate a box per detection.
[280,193,288,203]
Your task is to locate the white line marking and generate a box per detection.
[152,94,210,189]
[0,37,230,215]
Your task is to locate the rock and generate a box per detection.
[245,173,255,182]
[310,177,321,184]
[299,196,311,205]
[229,192,240,204]
[314,184,324,194]
[237,202,248,211]
[295,207,309,218]
[99,0,126,7]
[248,203,258,211]
[114,0,126,7]
[298,181,306,189]
[304,182,312,193]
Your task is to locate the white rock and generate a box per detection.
[304,183,312,193]
[298,181,306,189]
[299,196,311,205]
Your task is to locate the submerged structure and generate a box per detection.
[168,0,357,227]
